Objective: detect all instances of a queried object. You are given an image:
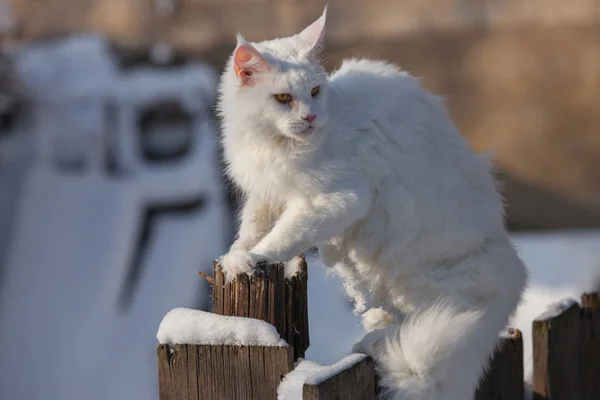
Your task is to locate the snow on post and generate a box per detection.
[157,308,288,347]
[157,258,309,400]
[277,354,376,400]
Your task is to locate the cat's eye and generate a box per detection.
[311,86,320,97]
[274,93,293,104]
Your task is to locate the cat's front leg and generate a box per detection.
[228,196,275,252]
[219,196,276,280]
[250,185,372,265]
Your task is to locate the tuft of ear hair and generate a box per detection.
[233,35,271,86]
[297,5,327,59]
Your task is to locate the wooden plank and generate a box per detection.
[475,328,524,400]
[532,302,582,400]
[302,357,376,400]
[579,292,600,399]
[212,258,310,360]
[157,345,174,400]
[286,259,309,359]
[158,344,293,400]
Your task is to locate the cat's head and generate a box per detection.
[219,7,329,143]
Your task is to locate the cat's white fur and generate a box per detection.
[217,8,527,400]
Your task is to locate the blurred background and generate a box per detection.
[0,0,599,399]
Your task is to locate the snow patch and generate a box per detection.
[499,328,521,339]
[114,63,217,113]
[157,308,288,347]
[285,255,305,279]
[277,354,367,400]
[534,298,579,321]
[15,35,118,99]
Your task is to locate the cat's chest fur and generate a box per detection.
[225,133,327,201]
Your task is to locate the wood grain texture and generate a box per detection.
[302,357,376,400]
[475,328,524,400]
[212,257,309,360]
[158,344,294,400]
[578,292,600,400]
[532,292,600,400]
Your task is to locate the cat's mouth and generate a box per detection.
[298,126,315,135]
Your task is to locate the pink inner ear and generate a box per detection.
[233,45,270,85]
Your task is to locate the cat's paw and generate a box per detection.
[218,250,265,282]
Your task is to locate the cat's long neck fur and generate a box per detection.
[217,8,527,400]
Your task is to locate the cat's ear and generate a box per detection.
[298,6,327,59]
[233,34,271,86]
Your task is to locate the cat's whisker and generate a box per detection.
[319,47,361,66]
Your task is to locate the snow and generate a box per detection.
[499,328,520,339]
[157,308,288,346]
[15,35,118,99]
[534,298,579,321]
[114,63,217,112]
[277,354,367,400]
[285,255,306,279]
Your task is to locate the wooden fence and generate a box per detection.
[157,259,600,400]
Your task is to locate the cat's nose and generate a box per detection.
[303,114,316,124]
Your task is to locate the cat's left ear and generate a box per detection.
[298,6,327,59]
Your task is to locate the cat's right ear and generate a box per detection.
[233,34,270,86]
[297,6,327,59]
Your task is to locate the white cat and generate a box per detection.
[217,7,527,400]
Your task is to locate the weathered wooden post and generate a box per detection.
[532,292,600,400]
[580,292,600,399]
[475,328,524,400]
[157,258,309,400]
[211,258,310,361]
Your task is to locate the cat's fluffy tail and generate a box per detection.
[357,302,501,400]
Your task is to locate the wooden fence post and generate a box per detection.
[580,292,600,398]
[157,259,309,400]
[212,258,310,361]
[475,328,524,400]
[532,292,600,400]
[158,343,293,400]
